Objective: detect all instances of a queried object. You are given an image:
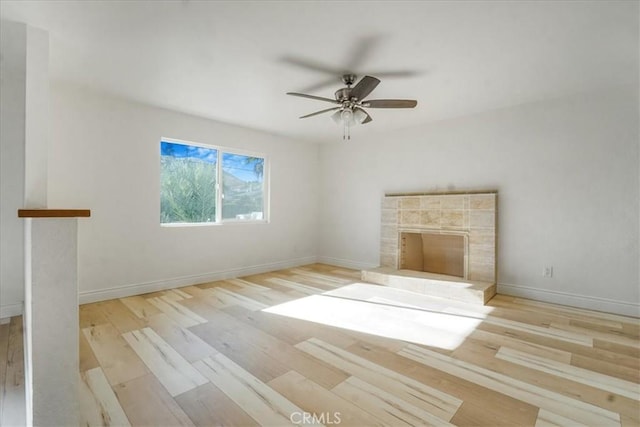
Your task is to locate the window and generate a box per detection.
[160,139,267,225]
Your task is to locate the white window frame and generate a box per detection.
[160,137,270,226]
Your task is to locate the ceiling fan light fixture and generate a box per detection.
[353,108,368,124]
[287,74,417,140]
[341,108,354,125]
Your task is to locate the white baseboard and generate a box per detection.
[498,282,640,318]
[79,256,318,305]
[0,302,23,320]
[316,256,378,272]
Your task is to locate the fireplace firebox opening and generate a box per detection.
[400,232,466,278]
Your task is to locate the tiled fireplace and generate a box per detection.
[363,191,497,304]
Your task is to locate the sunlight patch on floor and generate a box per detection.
[263,283,488,350]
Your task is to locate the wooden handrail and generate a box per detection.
[18,209,91,218]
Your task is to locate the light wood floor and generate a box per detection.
[1,264,639,426]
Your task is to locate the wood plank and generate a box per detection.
[496,346,640,400]
[180,285,230,310]
[114,374,195,426]
[295,338,462,421]
[550,323,640,350]
[79,367,131,426]
[264,276,323,295]
[158,289,192,302]
[97,299,146,333]
[208,288,268,311]
[146,313,217,363]
[268,370,384,427]
[226,278,271,292]
[194,354,312,426]
[79,330,100,373]
[122,327,208,396]
[80,302,110,329]
[398,343,621,426]
[147,296,207,328]
[175,383,258,427]
[288,268,352,285]
[0,322,9,424]
[477,321,638,369]
[1,316,25,427]
[83,323,149,386]
[120,295,162,319]
[506,297,640,326]
[346,340,540,426]
[535,408,588,427]
[454,339,638,419]
[469,328,573,364]
[222,304,358,350]
[333,375,455,426]
[571,353,640,383]
[446,307,594,347]
[190,309,347,388]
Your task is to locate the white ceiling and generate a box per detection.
[1,1,638,143]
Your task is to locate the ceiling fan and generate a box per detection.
[287,74,417,140]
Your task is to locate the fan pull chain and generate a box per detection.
[343,122,351,140]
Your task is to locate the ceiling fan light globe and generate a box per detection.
[341,109,354,125]
[353,108,368,124]
[331,110,342,124]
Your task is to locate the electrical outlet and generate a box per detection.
[543,266,553,278]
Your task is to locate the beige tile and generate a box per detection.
[400,197,421,209]
[420,210,441,226]
[420,196,441,209]
[380,253,397,268]
[441,210,464,227]
[470,210,495,228]
[469,232,495,246]
[381,197,398,209]
[380,239,398,255]
[380,225,397,239]
[468,262,495,282]
[470,194,496,210]
[469,245,496,264]
[381,209,398,224]
[441,196,465,210]
[400,210,421,225]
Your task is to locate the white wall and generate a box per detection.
[318,87,639,316]
[1,21,26,319]
[48,83,319,302]
[0,21,49,319]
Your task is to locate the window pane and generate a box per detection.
[221,153,264,220]
[160,141,217,223]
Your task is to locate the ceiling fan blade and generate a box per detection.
[287,92,339,104]
[368,70,422,79]
[299,107,341,119]
[363,99,417,108]
[350,75,380,101]
[280,56,346,75]
[355,107,373,124]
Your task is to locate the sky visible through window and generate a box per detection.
[161,141,262,182]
